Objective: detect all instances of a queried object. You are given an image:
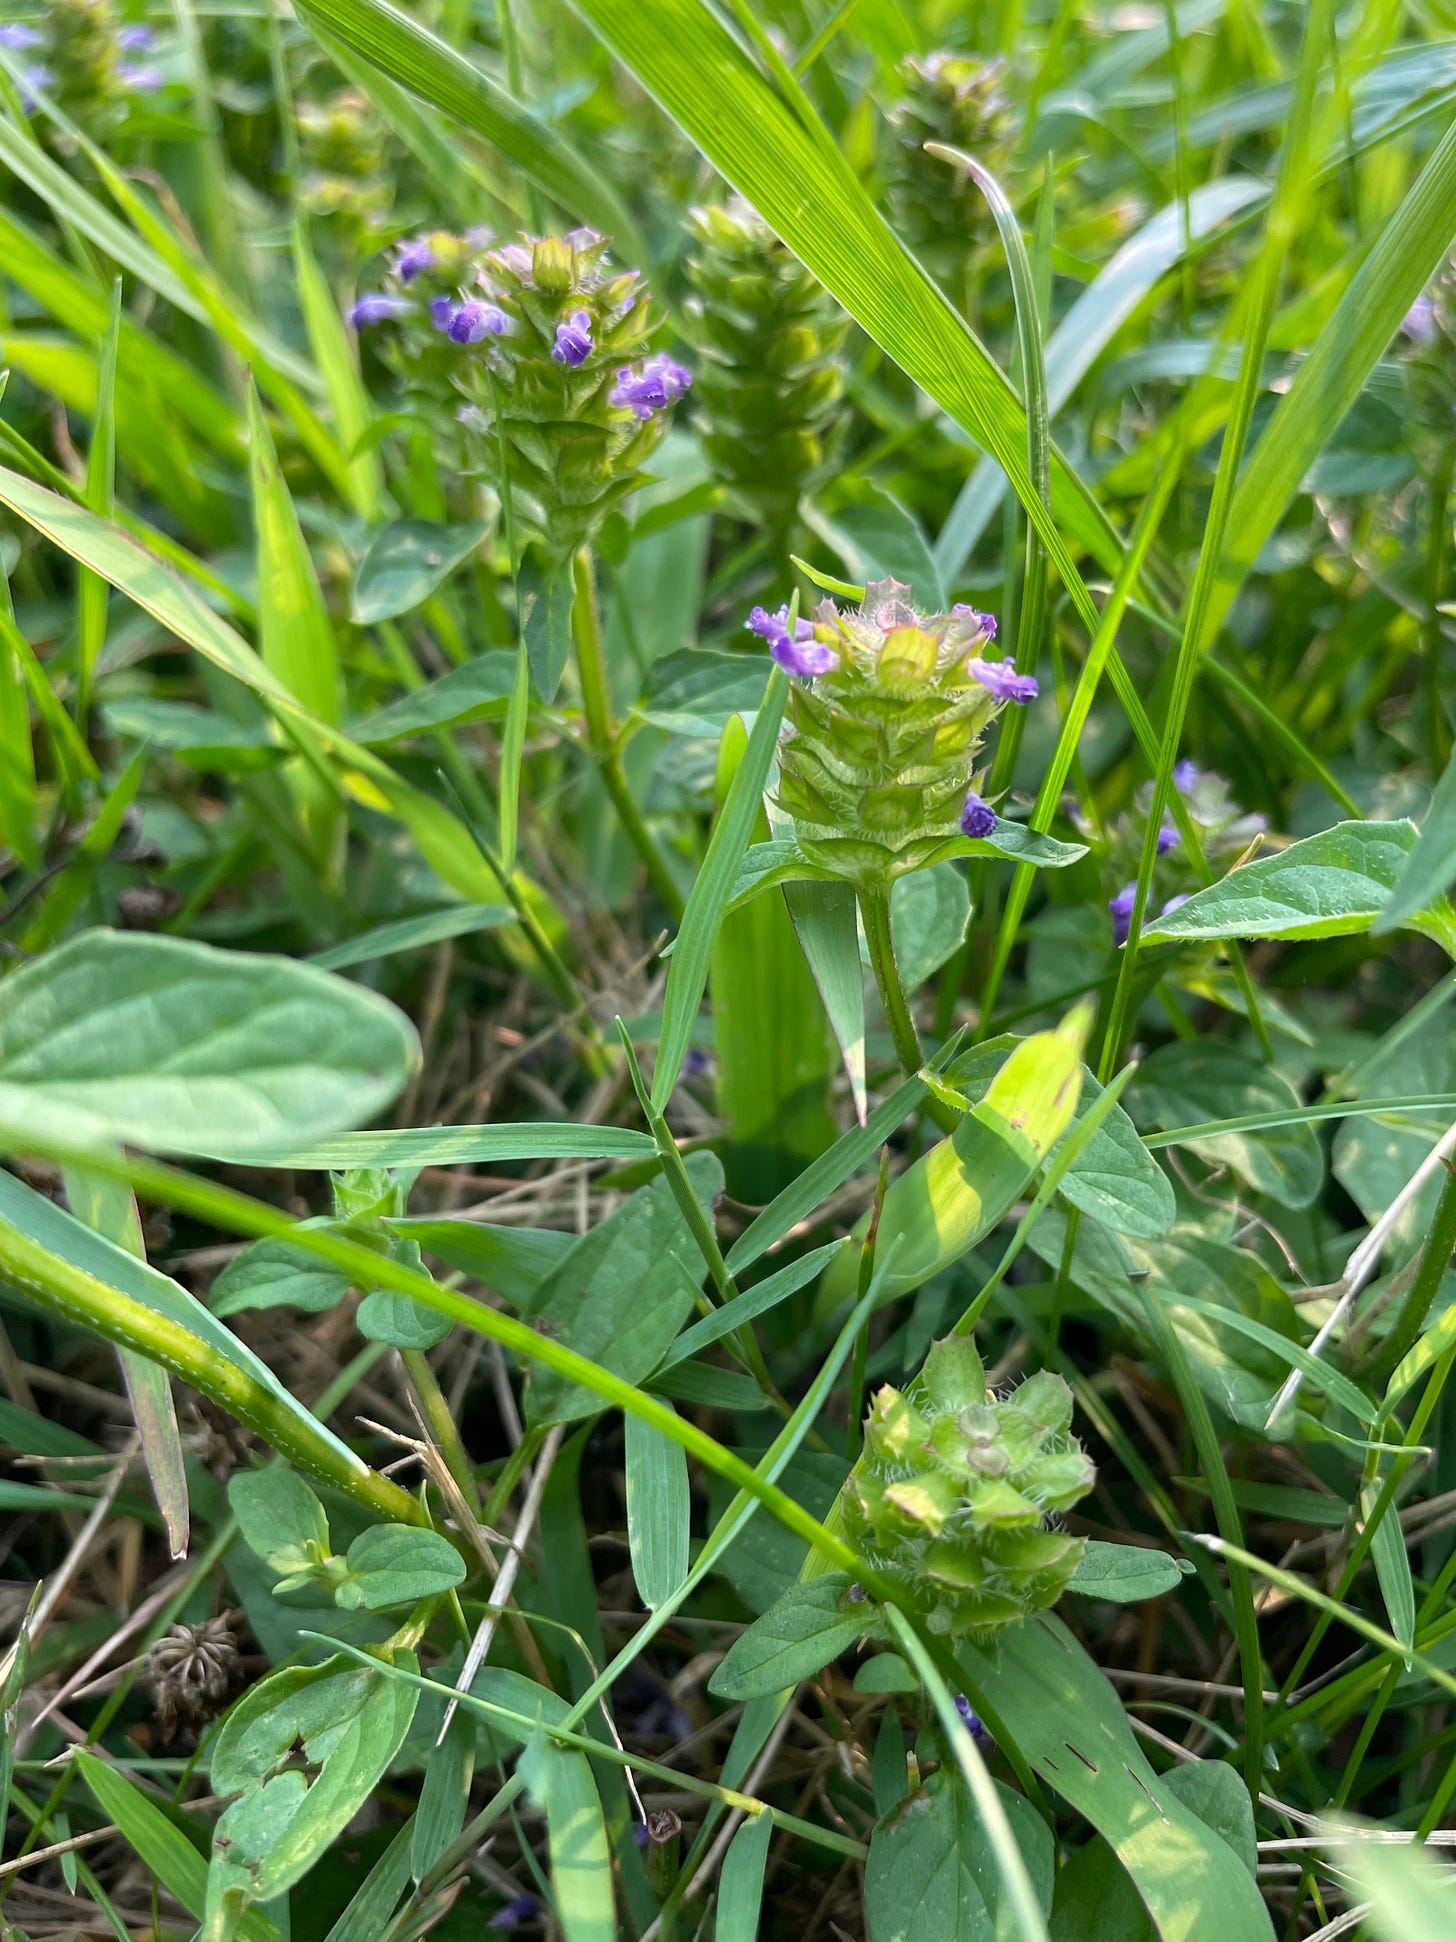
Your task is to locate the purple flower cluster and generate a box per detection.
[746,605,836,677]
[611,352,692,421]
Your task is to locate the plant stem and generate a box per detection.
[860,884,956,1132]
[0,1213,423,1530]
[403,1348,481,1516]
[858,885,922,1083]
[571,546,685,922]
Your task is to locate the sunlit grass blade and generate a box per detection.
[76,278,120,727]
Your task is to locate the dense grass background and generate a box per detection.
[3,0,1456,1936]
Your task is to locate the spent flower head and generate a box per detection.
[760,576,1032,886]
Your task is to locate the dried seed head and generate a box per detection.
[148,1614,242,1739]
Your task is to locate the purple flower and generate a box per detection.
[960,792,997,839]
[954,1694,992,1743]
[1156,823,1178,856]
[952,603,997,641]
[394,236,436,283]
[488,1895,541,1932]
[610,352,692,420]
[1109,883,1137,946]
[0,23,42,47]
[118,61,162,91]
[746,604,836,678]
[966,657,1038,704]
[118,23,155,49]
[446,300,510,344]
[1160,893,1189,919]
[1172,759,1199,794]
[1403,295,1438,346]
[431,296,455,331]
[18,61,51,105]
[551,309,593,367]
[349,293,409,328]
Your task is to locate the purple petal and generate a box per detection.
[0,23,42,47]
[118,61,163,91]
[447,300,510,344]
[1155,824,1179,856]
[610,353,691,419]
[966,657,1038,703]
[551,308,594,367]
[959,792,998,839]
[1109,883,1136,946]
[349,293,410,328]
[1172,759,1199,794]
[118,24,155,50]
[1159,893,1189,919]
[394,236,436,283]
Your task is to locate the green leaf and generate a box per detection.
[886,863,970,997]
[1363,1480,1416,1655]
[229,1469,332,1579]
[638,648,769,738]
[211,1232,354,1318]
[209,1652,420,1900]
[1069,1540,1189,1603]
[337,1524,466,1609]
[962,1615,1275,1942]
[1055,1073,1176,1239]
[527,1154,724,1423]
[708,1573,871,1701]
[292,0,647,258]
[866,1769,1054,1942]
[518,1740,616,1942]
[787,878,868,1129]
[520,549,576,703]
[716,1811,774,1942]
[1162,1763,1257,1880]
[351,520,492,625]
[309,904,514,970]
[75,1753,279,1942]
[412,1711,475,1885]
[0,930,418,1161]
[350,652,518,742]
[247,379,343,729]
[1142,821,1434,945]
[624,1406,690,1609]
[1134,1043,1324,1210]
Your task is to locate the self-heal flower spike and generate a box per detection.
[772,577,1023,885]
[551,309,594,367]
[611,353,692,421]
[960,792,997,839]
[349,293,410,328]
[843,1336,1093,1639]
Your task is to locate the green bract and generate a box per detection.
[685,198,849,534]
[775,577,1023,886]
[844,1336,1094,1638]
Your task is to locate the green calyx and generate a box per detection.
[685,198,849,531]
[774,577,1011,886]
[844,1336,1093,1639]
